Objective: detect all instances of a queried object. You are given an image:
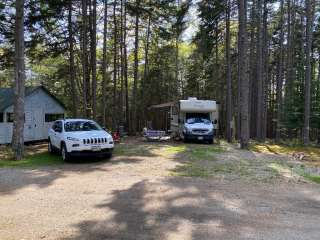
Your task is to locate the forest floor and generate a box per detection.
[1,138,320,239]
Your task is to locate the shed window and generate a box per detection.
[6,113,26,123]
[0,113,3,122]
[7,113,14,122]
[45,114,64,122]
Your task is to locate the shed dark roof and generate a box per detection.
[0,86,66,112]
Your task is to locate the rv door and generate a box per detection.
[170,105,179,133]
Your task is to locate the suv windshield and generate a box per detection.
[64,121,102,132]
[186,118,211,124]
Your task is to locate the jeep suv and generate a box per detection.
[48,119,114,161]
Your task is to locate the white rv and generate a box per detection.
[150,97,219,143]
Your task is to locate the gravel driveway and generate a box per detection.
[1,141,320,240]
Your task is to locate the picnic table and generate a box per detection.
[143,129,169,141]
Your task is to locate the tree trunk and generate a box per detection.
[318,55,320,144]
[141,13,151,128]
[82,0,89,117]
[12,0,26,160]
[123,0,129,132]
[120,0,125,124]
[175,0,180,98]
[303,0,315,145]
[249,0,256,138]
[285,0,296,107]
[225,0,232,142]
[102,0,108,126]
[238,0,250,149]
[256,0,264,141]
[132,0,140,134]
[113,0,118,129]
[91,0,97,120]
[275,0,285,142]
[68,0,78,118]
[261,0,268,140]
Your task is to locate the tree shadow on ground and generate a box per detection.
[62,177,281,240]
[0,139,159,195]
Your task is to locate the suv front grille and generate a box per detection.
[192,129,209,135]
[83,138,108,145]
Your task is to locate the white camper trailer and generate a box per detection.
[150,97,219,143]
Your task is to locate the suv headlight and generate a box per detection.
[67,137,80,141]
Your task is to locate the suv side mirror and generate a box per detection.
[213,119,218,124]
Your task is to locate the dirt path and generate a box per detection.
[1,141,320,240]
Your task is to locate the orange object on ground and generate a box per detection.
[112,132,121,143]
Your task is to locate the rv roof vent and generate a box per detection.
[188,97,197,101]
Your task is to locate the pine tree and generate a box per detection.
[12,0,26,160]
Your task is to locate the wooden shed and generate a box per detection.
[0,86,66,144]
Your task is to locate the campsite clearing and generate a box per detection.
[1,138,320,239]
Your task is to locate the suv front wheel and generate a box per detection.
[48,139,54,154]
[61,143,71,162]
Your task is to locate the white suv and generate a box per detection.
[48,119,114,161]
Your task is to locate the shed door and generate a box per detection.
[33,109,44,140]
[24,111,34,141]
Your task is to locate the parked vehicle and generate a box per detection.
[150,97,219,143]
[48,119,114,161]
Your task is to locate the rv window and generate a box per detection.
[45,114,64,122]
[186,113,210,121]
[0,113,3,122]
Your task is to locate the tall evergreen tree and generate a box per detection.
[12,0,26,160]
[238,0,250,148]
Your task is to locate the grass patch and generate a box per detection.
[114,143,159,157]
[250,142,320,161]
[170,144,225,178]
[164,145,188,154]
[267,162,320,184]
[294,167,320,184]
[0,152,63,168]
[302,174,320,183]
[251,142,320,183]
[172,161,252,179]
[162,144,223,160]
[172,162,210,177]
[189,146,223,160]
